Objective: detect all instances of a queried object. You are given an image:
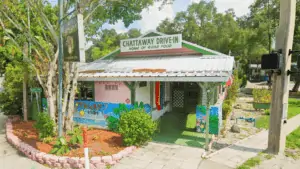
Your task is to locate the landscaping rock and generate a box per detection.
[112,153,123,161]
[95,163,106,169]
[58,156,68,163]
[231,124,241,133]
[90,157,102,164]
[102,156,113,163]
[62,163,71,169]
[79,157,85,164]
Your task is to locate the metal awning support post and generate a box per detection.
[124,82,137,105]
[199,82,220,153]
[150,82,154,113]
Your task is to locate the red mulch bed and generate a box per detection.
[12,121,125,157]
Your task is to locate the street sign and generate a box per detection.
[30,87,42,93]
[63,16,80,62]
[120,34,182,52]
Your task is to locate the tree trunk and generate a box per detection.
[23,64,28,121]
[62,62,71,130]
[23,44,29,121]
[292,80,300,92]
[46,60,57,123]
[65,63,79,131]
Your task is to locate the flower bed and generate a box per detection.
[5,116,136,169]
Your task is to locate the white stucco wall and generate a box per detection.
[135,82,151,105]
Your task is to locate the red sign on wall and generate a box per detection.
[155,82,161,110]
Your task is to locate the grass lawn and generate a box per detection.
[256,98,300,129]
[153,112,207,148]
[286,126,300,158]
[237,153,275,169]
[286,127,300,149]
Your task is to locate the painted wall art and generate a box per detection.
[196,104,222,135]
[73,101,152,128]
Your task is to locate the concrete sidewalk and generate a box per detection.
[112,142,232,169]
[0,113,48,169]
[208,114,300,168]
[112,114,300,169]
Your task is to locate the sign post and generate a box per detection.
[82,126,89,169]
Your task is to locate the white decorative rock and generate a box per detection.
[90,156,102,164]
[112,153,122,161]
[102,156,113,163]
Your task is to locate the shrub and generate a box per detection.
[222,100,232,120]
[227,70,241,103]
[42,136,54,144]
[106,116,120,132]
[67,126,83,145]
[253,88,272,103]
[106,102,146,132]
[50,137,70,156]
[264,109,270,115]
[0,61,24,116]
[34,112,55,139]
[241,75,247,88]
[119,109,157,146]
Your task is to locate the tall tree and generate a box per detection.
[87,28,141,61]
[0,0,168,131]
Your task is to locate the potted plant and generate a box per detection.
[252,88,272,110]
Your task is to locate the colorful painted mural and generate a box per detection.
[196,105,222,135]
[73,101,151,128]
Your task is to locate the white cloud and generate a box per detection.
[137,1,174,33]
[103,1,174,34]
[103,0,255,34]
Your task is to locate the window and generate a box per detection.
[105,84,118,90]
[139,81,147,88]
[76,82,94,101]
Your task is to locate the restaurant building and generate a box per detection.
[75,31,234,135]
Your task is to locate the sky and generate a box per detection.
[50,0,255,33]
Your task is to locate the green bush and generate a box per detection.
[106,102,146,132]
[34,112,55,139]
[227,70,241,103]
[253,88,272,103]
[264,109,270,115]
[222,99,232,120]
[119,109,157,146]
[106,116,120,132]
[241,75,247,88]
[67,126,83,145]
[0,61,24,116]
[50,137,70,156]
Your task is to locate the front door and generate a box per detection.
[172,82,200,113]
[172,82,185,113]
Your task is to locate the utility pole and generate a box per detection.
[58,0,64,137]
[268,0,296,154]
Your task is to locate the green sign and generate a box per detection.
[30,87,42,93]
[120,34,182,52]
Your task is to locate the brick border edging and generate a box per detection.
[5,116,136,169]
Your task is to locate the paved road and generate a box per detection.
[0,113,48,169]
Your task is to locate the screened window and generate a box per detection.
[105,84,118,90]
[139,81,147,87]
